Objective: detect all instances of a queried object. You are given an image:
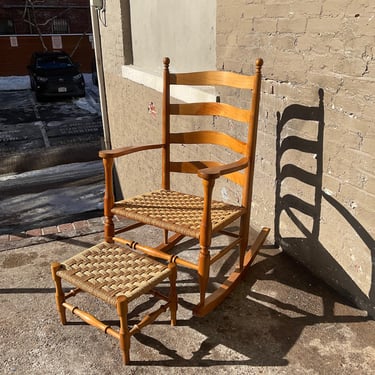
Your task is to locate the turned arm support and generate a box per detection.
[197,157,248,180]
[198,157,249,252]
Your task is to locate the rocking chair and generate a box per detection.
[99,57,270,317]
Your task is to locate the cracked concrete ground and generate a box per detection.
[0,227,374,375]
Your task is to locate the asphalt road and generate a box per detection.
[0,83,105,234]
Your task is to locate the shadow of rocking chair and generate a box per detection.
[99,57,270,317]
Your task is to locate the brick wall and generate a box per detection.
[0,35,94,76]
[100,0,374,316]
[217,0,374,316]
[0,0,91,34]
[0,0,93,76]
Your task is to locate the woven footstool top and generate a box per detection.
[56,242,172,306]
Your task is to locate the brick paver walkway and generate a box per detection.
[0,216,127,252]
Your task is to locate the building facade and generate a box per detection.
[0,0,93,75]
[95,0,374,317]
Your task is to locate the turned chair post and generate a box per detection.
[116,296,131,365]
[238,214,250,270]
[162,56,171,190]
[168,262,178,325]
[196,178,215,310]
[102,157,115,242]
[51,262,66,325]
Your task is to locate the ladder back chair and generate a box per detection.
[99,57,270,317]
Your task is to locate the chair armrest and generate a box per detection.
[197,157,248,180]
[99,144,163,159]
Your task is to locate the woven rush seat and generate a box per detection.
[57,242,172,306]
[112,189,246,238]
[51,241,177,365]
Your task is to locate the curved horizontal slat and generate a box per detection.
[170,160,214,173]
[170,102,251,123]
[170,161,245,185]
[170,71,255,89]
[170,130,247,154]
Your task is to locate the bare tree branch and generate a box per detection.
[23,0,47,51]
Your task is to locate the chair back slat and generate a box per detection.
[170,161,245,185]
[170,103,251,123]
[170,71,255,89]
[170,130,247,155]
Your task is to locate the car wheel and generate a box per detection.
[30,77,35,91]
[35,93,44,102]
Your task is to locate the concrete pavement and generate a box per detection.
[0,219,374,374]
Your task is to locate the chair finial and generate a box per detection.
[163,57,170,68]
[256,58,263,70]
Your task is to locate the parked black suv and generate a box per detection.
[28,51,85,101]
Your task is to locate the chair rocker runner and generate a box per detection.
[99,57,270,317]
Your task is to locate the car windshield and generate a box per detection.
[36,55,73,69]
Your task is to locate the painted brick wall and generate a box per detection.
[217,0,374,316]
[99,0,374,316]
[0,35,94,76]
[0,0,91,34]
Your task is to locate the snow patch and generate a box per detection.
[0,76,29,91]
[0,74,96,91]
[73,97,98,114]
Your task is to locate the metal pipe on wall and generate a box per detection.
[90,0,111,150]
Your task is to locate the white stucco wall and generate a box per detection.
[129,0,216,72]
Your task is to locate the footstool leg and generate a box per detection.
[51,262,67,325]
[168,263,177,326]
[116,296,131,365]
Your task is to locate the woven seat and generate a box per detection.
[99,57,270,317]
[112,189,245,239]
[51,242,177,365]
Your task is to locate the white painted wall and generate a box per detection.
[129,0,216,72]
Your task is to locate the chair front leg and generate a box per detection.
[104,214,115,243]
[197,244,210,310]
[195,178,215,312]
[51,262,67,324]
[239,212,250,270]
[168,263,178,326]
[116,296,131,365]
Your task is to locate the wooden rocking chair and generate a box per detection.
[99,57,270,317]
